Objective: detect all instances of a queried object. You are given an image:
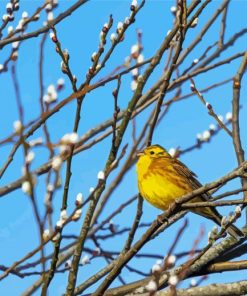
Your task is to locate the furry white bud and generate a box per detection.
[13,120,22,134]
[49,32,55,39]
[131,0,138,8]
[25,151,35,164]
[110,33,117,42]
[22,181,31,195]
[7,26,14,34]
[12,41,19,49]
[2,14,9,22]
[22,11,28,19]
[202,130,210,141]
[52,156,62,171]
[97,171,105,180]
[57,78,65,87]
[221,216,228,227]
[196,133,202,141]
[124,16,130,25]
[43,229,50,240]
[44,85,58,103]
[170,6,177,13]
[124,56,131,67]
[16,20,24,31]
[103,22,109,29]
[168,148,176,157]
[47,84,55,94]
[43,94,50,103]
[60,209,68,221]
[6,3,13,11]
[168,275,178,286]
[131,68,138,76]
[91,52,97,61]
[209,124,216,131]
[167,254,176,265]
[226,112,232,121]
[47,11,54,21]
[191,17,198,28]
[235,206,241,215]
[131,80,137,91]
[131,44,139,56]
[137,54,144,63]
[81,255,90,265]
[46,3,53,11]
[117,22,123,32]
[61,133,79,145]
[76,193,83,205]
[146,280,157,292]
[72,209,82,220]
[56,219,63,229]
[47,184,54,192]
[152,263,162,274]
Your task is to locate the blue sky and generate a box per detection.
[1,0,247,295]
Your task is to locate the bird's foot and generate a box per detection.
[157,213,169,224]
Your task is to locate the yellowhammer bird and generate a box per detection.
[136,144,242,238]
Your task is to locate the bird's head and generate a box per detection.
[137,145,171,159]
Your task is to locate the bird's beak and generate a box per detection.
[136,150,144,157]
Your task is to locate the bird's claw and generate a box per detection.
[157,213,169,224]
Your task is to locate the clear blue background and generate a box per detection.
[0,0,247,295]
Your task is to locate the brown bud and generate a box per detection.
[190,84,195,92]
[52,36,58,43]
[75,200,80,207]
[130,5,136,11]
[89,67,94,75]
[206,103,212,110]
[99,46,104,54]
[57,84,64,91]
[6,7,13,14]
[8,14,14,21]
[11,51,18,61]
[234,80,240,89]
[61,62,68,74]
[14,3,19,11]
[63,50,70,63]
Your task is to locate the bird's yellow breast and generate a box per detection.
[136,154,192,210]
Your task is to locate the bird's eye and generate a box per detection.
[150,151,155,155]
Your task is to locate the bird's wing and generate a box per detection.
[171,157,210,201]
[169,157,243,238]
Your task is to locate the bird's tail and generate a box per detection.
[191,199,243,239]
[209,209,243,239]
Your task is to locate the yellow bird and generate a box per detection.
[136,144,242,238]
